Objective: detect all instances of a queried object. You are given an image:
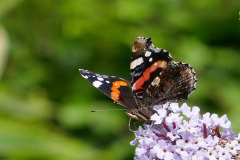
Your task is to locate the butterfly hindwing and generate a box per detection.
[79,69,137,109]
[142,61,197,107]
[130,37,172,102]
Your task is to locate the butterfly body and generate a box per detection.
[79,37,197,121]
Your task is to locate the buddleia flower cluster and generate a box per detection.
[130,103,240,160]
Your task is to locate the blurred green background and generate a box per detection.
[0,0,240,159]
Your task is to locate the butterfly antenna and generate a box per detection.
[90,109,127,112]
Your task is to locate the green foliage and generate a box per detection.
[0,0,239,159]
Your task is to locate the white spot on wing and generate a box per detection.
[145,51,151,57]
[97,77,104,81]
[151,76,160,86]
[149,58,153,62]
[106,81,110,83]
[93,81,102,88]
[130,57,144,69]
[82,75,88,79]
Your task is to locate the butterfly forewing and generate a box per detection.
[79,69,137,109]
[130,37,172,102]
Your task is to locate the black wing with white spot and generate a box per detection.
[130,37,172,101]
[79,69,137,109]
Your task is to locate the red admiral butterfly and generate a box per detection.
[79,37,197,121]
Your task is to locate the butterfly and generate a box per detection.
[79,37,197,121]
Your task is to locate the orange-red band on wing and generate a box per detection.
[110,81,128,101]
[134,60,167,91]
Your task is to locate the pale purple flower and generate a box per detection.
[175,146,190,159]
[131,103,240,160]
[216,145,232,160]
[207,147,219,160]
[135,147,147,157]
[151,140,174,159]
[205,135,219,147]
[188,106,201,119]
[226,140,239,155]
[222,126,237,140]
[165,112,182,125]
[167,129,180,141]
[201,112,212,128]
[151,109,167,124]
[211,114,231,129]
[177,120,201,136]
[180,103,191,117]
[169,103,181,113]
